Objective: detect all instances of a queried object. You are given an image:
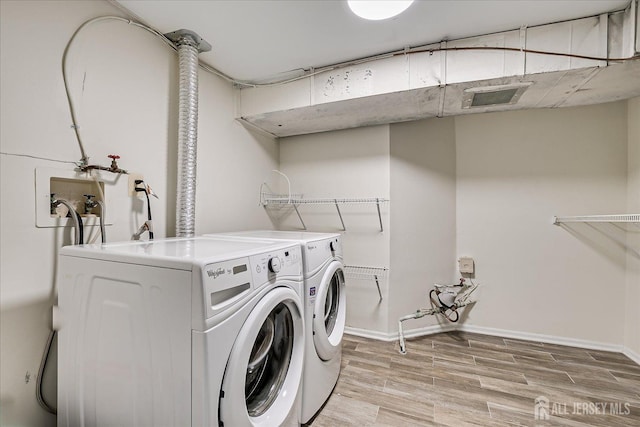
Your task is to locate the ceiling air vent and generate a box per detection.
[462,83,532,109]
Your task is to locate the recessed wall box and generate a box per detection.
[35,167,112,228]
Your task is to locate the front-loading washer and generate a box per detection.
[205,231,346,424]
[56,236,304,427]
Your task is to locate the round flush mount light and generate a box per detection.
[347,0,414,21]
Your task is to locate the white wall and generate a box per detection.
[2,4,635,425]
[389,118,457,333]
[278,126,391,333]
[277,103,632,345]
[456,103,629,346]
[194,54,279,234]
[0,1,277,426]
[626,97,640,358]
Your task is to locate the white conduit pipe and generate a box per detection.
[175,36,200,237]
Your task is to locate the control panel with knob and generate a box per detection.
[268,256,282,273]
[247,246,302,283]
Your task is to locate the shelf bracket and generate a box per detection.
[373,274,382,302]
[292,204,307,230]
[376,198,383,232]
[334,199,346,231]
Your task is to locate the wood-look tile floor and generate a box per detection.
[309,332,640,426]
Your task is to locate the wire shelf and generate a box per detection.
[553,214,640,224]
[344,265,389,280]
[260,191,388,232]
[344,265,388,302]
[259,193,304,205]
[262,194,390,206]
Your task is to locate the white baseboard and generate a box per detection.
[399,323,457,340]
[623,346,640,365]
[345,323,456,342]
[344,323,638,360]
[457,324,624,353]
[344,326,396,341]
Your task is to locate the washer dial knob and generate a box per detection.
[268,256,281,273]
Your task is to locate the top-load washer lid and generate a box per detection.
[58,237,295,270]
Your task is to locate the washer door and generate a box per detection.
[313,261,346,361]
[220,286,304,427]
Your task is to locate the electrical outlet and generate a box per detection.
[459,257,475,274]
[128,173,144,196]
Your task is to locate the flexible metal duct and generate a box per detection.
[165,30,211,237]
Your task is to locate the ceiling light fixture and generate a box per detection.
[347,0,414,21]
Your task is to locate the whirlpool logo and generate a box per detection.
[207,268,226,279]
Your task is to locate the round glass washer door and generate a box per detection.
[312,261,346,361]
[220,286,304,427]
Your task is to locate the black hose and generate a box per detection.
[430,288,460,322]
[136,180,154,240]
[75,211,84,244]
[445,308,460,323]
[35,330,57,414]
[37,200,81,414]
[145,190,152,221]
[97,201,106,243]
[144,190,153,240]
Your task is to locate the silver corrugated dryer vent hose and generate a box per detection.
[164,29,211,238]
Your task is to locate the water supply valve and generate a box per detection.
[50,193,57,215]
[108,154,120,171]
[50,193,70,217]
[397,279,479,354]
[83,194,97,214]
[78,155,127,174]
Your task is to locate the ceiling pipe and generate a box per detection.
[164,30,211,238]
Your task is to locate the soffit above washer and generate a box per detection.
[239,61,640,137]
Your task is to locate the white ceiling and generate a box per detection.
[114,0,631,83]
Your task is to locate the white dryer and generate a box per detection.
[207,231,346,424]
[56,237,305,427]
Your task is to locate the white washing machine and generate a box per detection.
[56,236,305,427]
[206,231,346,424]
